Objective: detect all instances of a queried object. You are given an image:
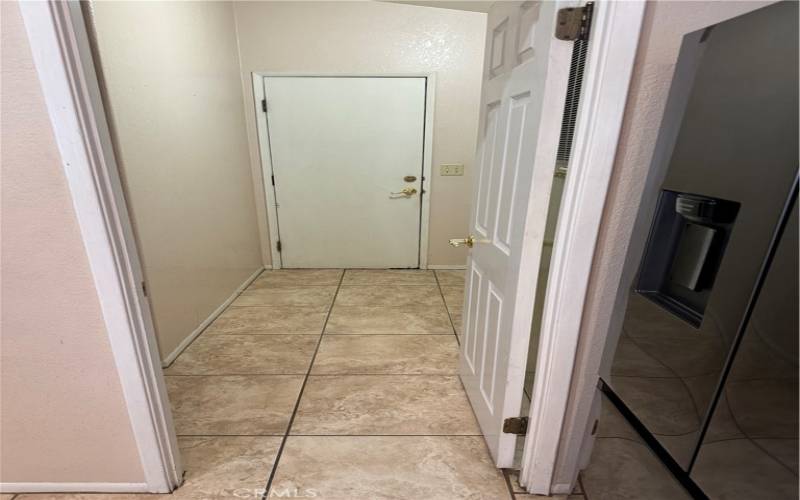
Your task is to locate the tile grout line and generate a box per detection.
[579,473,590,500]
[298,373,463,377]
[177,433,485,437]
[303,373,462,376]
[166,374,308,377]
[166,373,462,377]
[502,469,519,499]
[433,270,461,346]
[244,284,450,289]
[202,332,457,336]
[310,332,455,335]
[320,333,455,336]
[260,269,347,500]
[273,433,486,437]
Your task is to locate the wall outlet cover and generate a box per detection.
[440,164,465,176]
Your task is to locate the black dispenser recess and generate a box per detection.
[636,190,739,326]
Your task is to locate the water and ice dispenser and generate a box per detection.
[635,191,739,326]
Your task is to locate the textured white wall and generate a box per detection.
[88,1,264,359]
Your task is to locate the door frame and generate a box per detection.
[16,0,644,495]
[17,0,182,493]
[251,73,435,269]
[518,1,645,495]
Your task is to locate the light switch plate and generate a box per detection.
[440,164,465,176]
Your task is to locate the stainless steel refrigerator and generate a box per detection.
[603,2,798,498]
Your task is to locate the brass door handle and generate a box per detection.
[390,187,418,198]
[449,235,476,248]
[449,234,489,248]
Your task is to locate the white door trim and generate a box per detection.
[17,1,182,493]
[16,0,641,494]
[252,74,284,268]
[519,1,645,495]
[251,73,435,269]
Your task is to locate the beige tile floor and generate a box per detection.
[7,269,513,500]
[6,269,688,500]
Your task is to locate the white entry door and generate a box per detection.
[459,1,573,467]
[263,76,426,268]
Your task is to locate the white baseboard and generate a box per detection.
[0,482,148,493]
[427,264,467,270]
[161,266,264,367]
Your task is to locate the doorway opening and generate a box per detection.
[80,0,504,496]
[16,0,644,496]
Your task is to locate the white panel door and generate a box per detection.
[264,76,426,268]
[460,1,573,467]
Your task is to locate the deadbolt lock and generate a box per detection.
[404,175,417,182]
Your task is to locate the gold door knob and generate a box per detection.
[449,235,476,248]
[449,234,489,248]
[389,187,418,198]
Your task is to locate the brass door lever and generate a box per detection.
[390,187,418,198]
[449,236,473,248]
[449,234,490,248]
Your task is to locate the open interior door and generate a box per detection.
[458,0,574,467]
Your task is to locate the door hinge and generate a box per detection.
[555,2,594,41]
[503,416,529,435]
[271,175,275,186]
[261,99,268,112]
[276,240,282,252]
[141,280,148,297]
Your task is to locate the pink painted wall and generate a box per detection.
[0,0,144,484]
